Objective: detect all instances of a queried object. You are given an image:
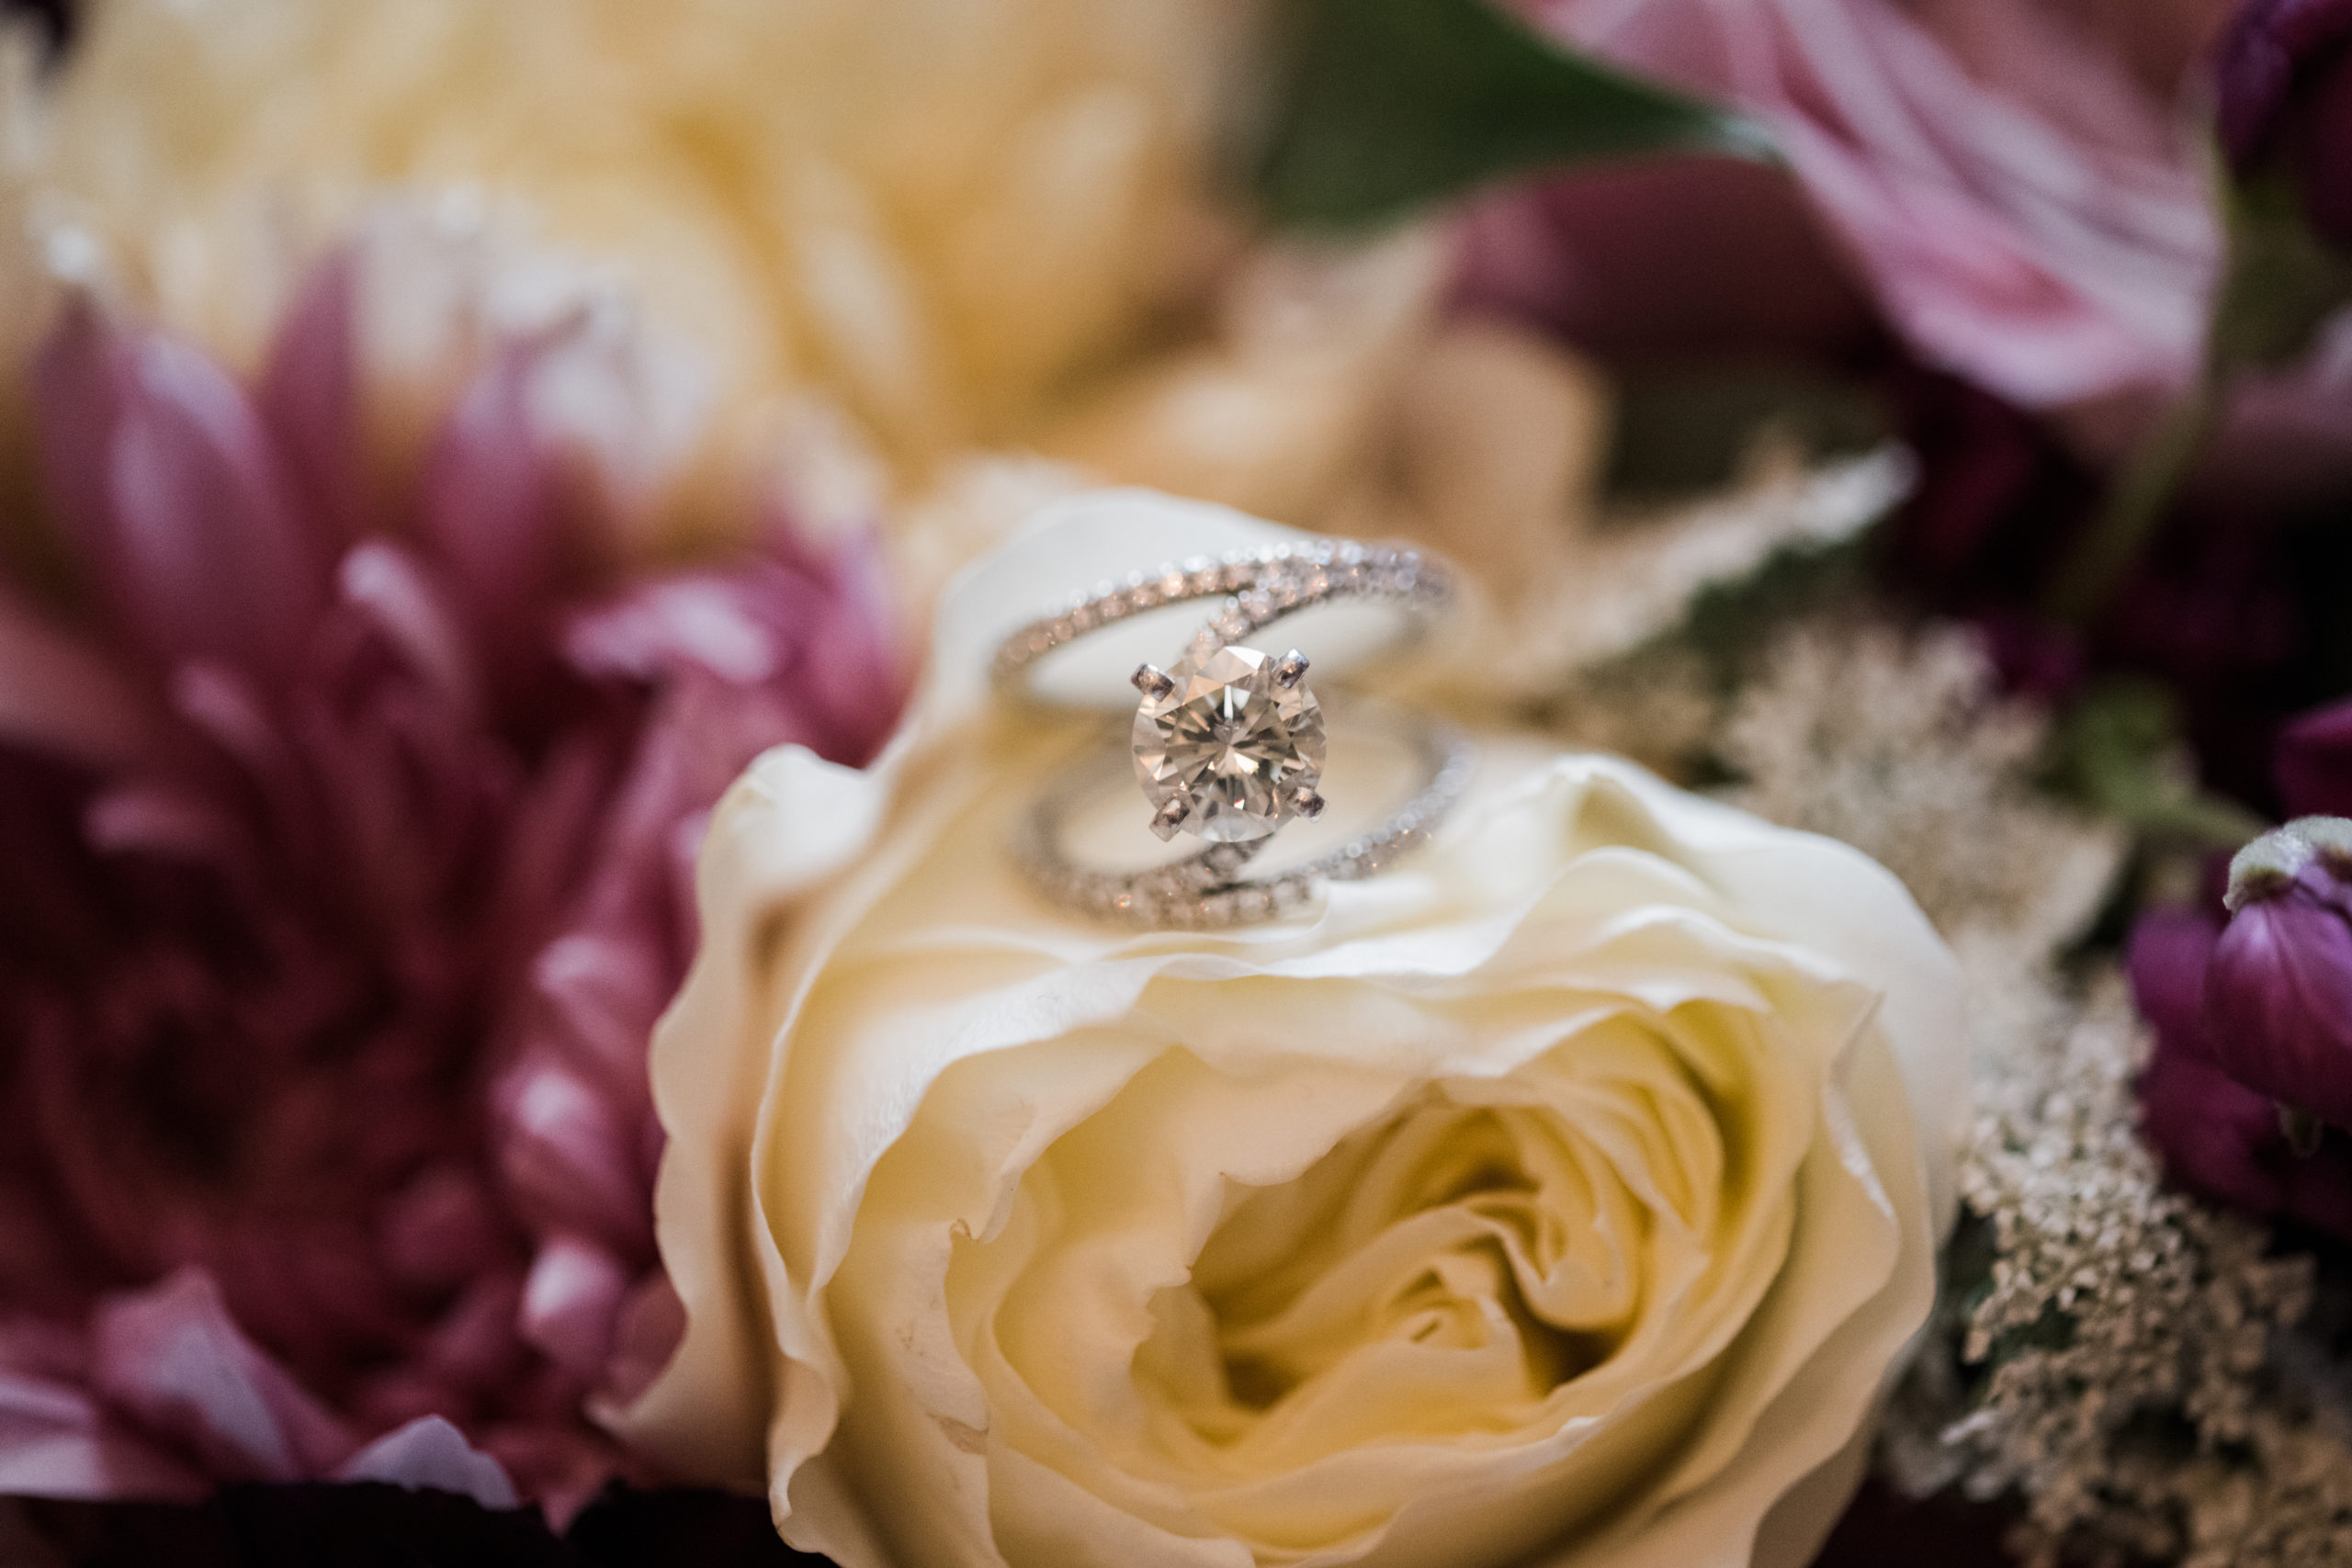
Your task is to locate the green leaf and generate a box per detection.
[2045,678,2266,849]
[1255,0,1769,231]
[2211,166,2352,371]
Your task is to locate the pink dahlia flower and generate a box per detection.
[1466,0,2226,413]
[0,259,903,1515]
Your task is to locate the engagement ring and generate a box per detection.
[991,537,1467,927]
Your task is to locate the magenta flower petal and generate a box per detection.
[2138,1024,2290,1214]
[600,1275,684,1408]
[0,582,155,770]
[0,1353,208,1499]
[0,268,909,1510]
[2128,904,2221,1061]
[497,1058,653,1254]
[336,1414,518,1509]
[334,542,486,728]
[89,1269,358,1483]
[39,303,326,678]
[258,252,368,550]
[528,933,671,1090]
[518,1235,630,1382]
[376,1167,507,1297]
[564,577,785,685]
[417,345,565,682]
[2205,865,2352,1127]
[2131,897,2352,1239]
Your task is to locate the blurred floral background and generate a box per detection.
[6,0,2352,1562]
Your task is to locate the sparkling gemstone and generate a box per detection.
[1132,646,1324,843]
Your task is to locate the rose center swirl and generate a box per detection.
[1132,1090,1682,1450]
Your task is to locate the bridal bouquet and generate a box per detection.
[5,2,2352,1566]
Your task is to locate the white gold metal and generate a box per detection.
[1016,713,1474,930]
[989,538,1452,696]
[995,536,1460,928]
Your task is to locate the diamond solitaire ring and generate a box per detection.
[992,537,1467,927]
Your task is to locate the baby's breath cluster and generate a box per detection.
[1884,971,2325,1568]
[1717,617,2119,957]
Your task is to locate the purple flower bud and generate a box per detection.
[2131,900,2352,1238]
[2217,0,2352,244]
[2202,817,2352,1125]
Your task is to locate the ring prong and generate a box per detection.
[1149,797,1190,840]
[1293,788,1326,820]
[1274,649,1310,689]
[1132,662,1175,700]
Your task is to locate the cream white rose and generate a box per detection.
[620,494,1968,1568]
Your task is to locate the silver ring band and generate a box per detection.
[1015,712,1474,929]
[989,537,1452,700]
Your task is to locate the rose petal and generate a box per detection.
[620,492,1965,1568]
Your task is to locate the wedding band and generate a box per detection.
[1015,707,1474,929]
[992,536,1465,928]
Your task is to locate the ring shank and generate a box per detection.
[1016,711,1474,929]
[990,538,1452,705]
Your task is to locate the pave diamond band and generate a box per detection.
[989,538,1452,696]
[992,534,1464,929]
[1016,712,1474,929]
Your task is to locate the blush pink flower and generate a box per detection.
[0,258,904,1516]
[1465,0,2227,413]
